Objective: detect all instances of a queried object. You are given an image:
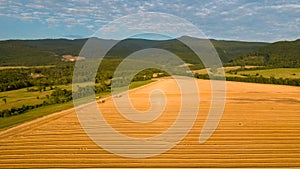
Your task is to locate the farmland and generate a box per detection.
[0,36,299,168]
[234,68,300,79]
[0,78,300,168]
[0,80,153,130]
[0,85,71,111]
[194,67,300,86]
[194,67,300,79]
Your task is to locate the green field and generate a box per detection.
[0,85,71,111]
[195,67,300,79]
[129,80,155,89]
[0,80,154,130]
[235,68,300,79]
[0,101,74,130]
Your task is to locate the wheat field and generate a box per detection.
[1,78,300,168]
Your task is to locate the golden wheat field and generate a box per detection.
[1,78,300,168]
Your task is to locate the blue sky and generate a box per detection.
[0,0,299,42]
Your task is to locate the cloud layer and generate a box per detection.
[0,0,299,41]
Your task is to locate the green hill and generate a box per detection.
[0,37,268,66]
[210,39,268,62]
[232,39,300,67]
[0,39,87,66]
[106,37,268,63]
[0,41,59,66]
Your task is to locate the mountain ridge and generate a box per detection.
[1,36,297,67]
[232,39,300,67]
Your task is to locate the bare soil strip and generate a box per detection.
[1,78,300,168]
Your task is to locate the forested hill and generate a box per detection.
[0,39,87,66]
[210,39,268,62]
[0,37,268,66]
[104,37,268,63]
[232,39,300,67]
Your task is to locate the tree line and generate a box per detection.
[0,60,168,118]
[194,73,300,86]
[0,88,73,118]
[0,63,74,92]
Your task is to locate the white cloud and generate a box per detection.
[195,12,207,17]
[194,8,213,17]
[64,18,76,23]
[71,0,90,3]
[254,3,300,12]
[0,13,12,17]
[57,13,73,17]
[0,0,299,41]
[223,17,240,21]
[18,12,40,20]
[66,24,74,28]
[46,17,59,24]
[95,19,108,23]
[78,18,91,23]
[86,25,94,29]
[25,3,46,9]
[32,11,48,15]
[186,6,193,10]
[144,2,155,8]
[268,4,300,9]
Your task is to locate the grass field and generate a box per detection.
[0,101,74,130]
[0,80,154,130]
[235,68,300,79]
[1,78,299,168]
[129,80,155,89]
[0,80,152,112]
[194,67,300,79]
[0,85,71,111]
[193,66,262,74]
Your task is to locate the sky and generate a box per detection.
[0,0,299,42]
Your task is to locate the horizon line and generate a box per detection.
[0,35,299,43]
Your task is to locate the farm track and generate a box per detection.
[1,78,300,168]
